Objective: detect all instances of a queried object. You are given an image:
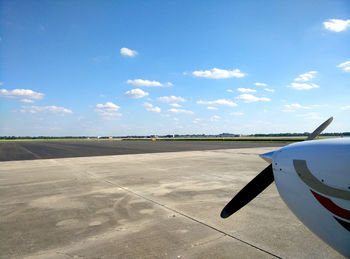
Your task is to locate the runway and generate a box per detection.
[0,140,286,161]
[0,146,343,258]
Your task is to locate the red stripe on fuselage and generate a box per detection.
[311,190,350,220]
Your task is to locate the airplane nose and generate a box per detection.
[259,151,275,163]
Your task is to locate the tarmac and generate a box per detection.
[0,145,344,258]
[0,140,286,161]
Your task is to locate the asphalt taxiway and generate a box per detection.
[0,140,286,161]
[0,145,343,258]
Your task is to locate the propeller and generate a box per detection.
[220,117,333,219]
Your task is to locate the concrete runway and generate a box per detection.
[0,140,286,161]
[0,147,343,258]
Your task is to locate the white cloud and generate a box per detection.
[21,105,72,114]
[341,105,350,110]
[20,98,35,103]
[264,88,275,93]
[0,82,3,86]
[95,102,121,120]
[296,112,322,120]
[197,99,238,107]
[168,108,194,115]
[0,88,44,100]
[284,104,310,110]
[127,79,170,87]
[120,47,138,57]
[323,19,350,32]
[230,112,243,116]
[237,88,256,93]
[236,94,270,103]
[193,118,201,123]
[124,88,149,99]
[227,89,234,93]
[96,102,120,111]
[254,82,267,86]
[284,104,308,109]
[207,106,218,110]
[192,68,246,79]
[210,115,221,122]
[143,102,161,113]
[288,82,319,90]
[294,71,317,82]
[169,103,182,107]
[337,61,350,72]
[158,96,186,103]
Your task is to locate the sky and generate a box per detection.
[1,0,350,136]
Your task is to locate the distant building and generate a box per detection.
[218,133,240,137]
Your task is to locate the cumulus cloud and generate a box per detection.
[254,82,267,86]
[169,103,182,107]
[288,82,319,90]
[341,105,350,110]
[192,68,246,79]
[20,98,35,103]
[337,61,350,72]
[236,94,270,103]
[168,108,194,114]
[120,47,138,57]
[143,102,161,113]
[237,88,256,93]
[0,88,44,100]
[226,89,234,93]
[96,102,120,111]
[210,115,221,122]
[230,112,243,116]
[264,88,275,92]
[323,19,350,32]
[95,102,121,120]
[20,105,72,114]
[197,99,237,107]
[284,103,309,109]
[127,79,172,87]
[193,118,201,123]
[158,96,186,103]
[124,88,149,99]
[294,71,317,82]
[288,71,319,90]
[207,106,218,110]
[283,104,310,112]
[296,112,322,120]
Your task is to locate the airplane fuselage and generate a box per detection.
[271,138,350,256]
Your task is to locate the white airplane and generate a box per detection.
[221,117,350,257]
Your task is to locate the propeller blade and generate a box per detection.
[306,117,333,141]
[221,164,274,218]
[221,116,334,220]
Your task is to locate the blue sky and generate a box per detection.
[1,0,350,136]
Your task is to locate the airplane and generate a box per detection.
[220,117,350,257]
